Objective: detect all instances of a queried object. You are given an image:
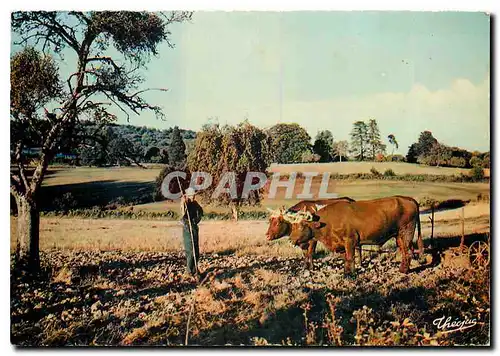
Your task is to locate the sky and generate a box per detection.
[11,11,491,153]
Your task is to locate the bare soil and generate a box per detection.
[10,203,490,346]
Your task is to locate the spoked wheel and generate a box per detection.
[468,240,490,270]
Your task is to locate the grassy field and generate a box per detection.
[35,166,489,216]
[10,202,490,253]
[269,161,479,176]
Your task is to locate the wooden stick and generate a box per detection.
[428,204,434,248]
[460,207,465,249]
[185,272,211,345]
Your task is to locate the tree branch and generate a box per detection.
[68,11,91,26]
[123,155,148,169]
[101,92,131,122]
[67,70,99,95]
[13,12,79,53]
[11,172,21,187]
[14,142,29,192]
[129,87,169,99]
[41,12,80,52]
[77,101,111,112]
[86,57,122,71]
[11,184,21,199]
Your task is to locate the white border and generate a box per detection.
[2,1,497,354]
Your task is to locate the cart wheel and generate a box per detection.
[468,241,490,269]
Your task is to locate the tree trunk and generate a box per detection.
[15,194,40,272]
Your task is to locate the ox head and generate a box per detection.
[284,209,324,246]
[265,206,291,241]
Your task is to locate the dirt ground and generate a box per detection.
[10,202,490,346]
[11,239,490,346]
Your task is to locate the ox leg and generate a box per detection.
[299,242,311,270]
[357,245,362,267]
[344,237,356,277]
[396,236,411,274]
[306,240,317,270]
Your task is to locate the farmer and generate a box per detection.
[180,187,204,276]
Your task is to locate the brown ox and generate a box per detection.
[286,196,424,276]
[266,197,355,269]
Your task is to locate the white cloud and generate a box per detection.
[283,76,490,152]
[179,76,489,153]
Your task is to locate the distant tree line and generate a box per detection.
[47,122,196,167]
[45,118,489,172]
[156,118,489,218]
[406,131,490,170]
[279,119,489,171]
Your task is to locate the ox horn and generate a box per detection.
[299,211,314,221]
[267,207,284,218]
[283,210,314,223]
[314,204,327,212]
[283,211,300,223]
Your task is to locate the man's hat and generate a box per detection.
[185,187,196,197]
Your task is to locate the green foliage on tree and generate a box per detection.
[407,130,485,169]
[367,119,386,160]
[469,156,482,168]
[448,147,472,168]
[470,165,485,181]
[158,148,169,164]
[350,121,369,161]
[168,126,187,169]
[10,47,62,120]
[406,143,419,163]
[184,139,196,159]
[10,48,63,157]
[108,135,144,167]
[312,130,333,162]
[449,156,467,168]
[187,123,224,182]
[188,121,271,219]
[75,124,148,167]
[267,123,311,164]
[417,143,452,167]
[414,131,438,158]
[482,152,490,168]
[386,154,405,162]
[74,122,194,166]
[10,10,192,271]
[144,146,161,161]
[301,151,321,163]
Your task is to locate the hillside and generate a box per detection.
[269,162,474,176]
[33,166,490,217]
